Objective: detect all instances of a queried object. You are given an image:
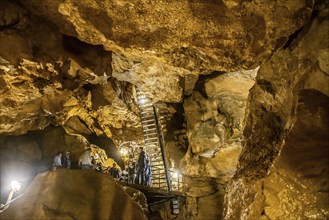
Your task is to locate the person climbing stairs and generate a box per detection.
[136,88,171,192]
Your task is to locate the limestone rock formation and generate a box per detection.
[223,7,329,220]
[181,69,256,180]
[0,170,147,220]
[123,186,149,215]
[177,69,257,219]
[18,0,313,102]
[0,0,142,142]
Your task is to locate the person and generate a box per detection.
[91,153,102,172]
[119,169,128,182]
[110,163,120,179]
[62,151,71,169]
[52,152,63,170]
[136,147,146,185]
[78,148,93,170]
[127,161,136,184]
[144,159,151,186]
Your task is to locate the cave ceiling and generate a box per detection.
[0,0,313,142]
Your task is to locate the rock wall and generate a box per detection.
[182,69,256,177]
[223,4,329,219]
[262,89,329,219]
[179,68,256,219]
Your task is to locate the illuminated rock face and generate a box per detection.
[0,0,328,220]
[0,170,147,220]
[180,68,257,219]
[262,90,329,219]
[18,0,312,102]
[0,0,142,142]
[223,11,329,220]
[182,69,256,178]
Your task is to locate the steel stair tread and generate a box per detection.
[141,119,156,123]
[144,128,156,131]
[142,124,156,128]
[145,138,158,141]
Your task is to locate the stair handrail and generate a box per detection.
[153,105,172,193]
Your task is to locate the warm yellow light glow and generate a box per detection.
[120,148,129,157]
[172,171,179,179]
[138,98,147,104]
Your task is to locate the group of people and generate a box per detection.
[52,151,71,170]
[126,147,151,186]
[52,148,99,171]
[106,147,152,186]
[52,147,152,187]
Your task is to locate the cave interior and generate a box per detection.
[0,0,328,220]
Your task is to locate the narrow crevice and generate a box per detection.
[0,20,19,31]
[282,27,304,50]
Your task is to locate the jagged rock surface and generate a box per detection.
[19,0,313,102]
[0,170,147,220]
[181,69,256,180]
[0,1,142,142]
[223,9,329,220]
[175,69,257,219]
[123,186,148,215]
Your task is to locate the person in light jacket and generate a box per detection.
[78,148,93,170]
[52,152,63,170]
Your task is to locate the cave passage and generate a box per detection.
[261,89,329,219]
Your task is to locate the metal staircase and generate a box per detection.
[136,88,171,192]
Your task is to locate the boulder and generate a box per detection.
[123,186,148,214]
[0,169,147,220]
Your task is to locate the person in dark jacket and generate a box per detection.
[110,163,120,179]
[62,151,71,168]
[127,160,136,184]
[136,147,146,185]
[144,159,151,186]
